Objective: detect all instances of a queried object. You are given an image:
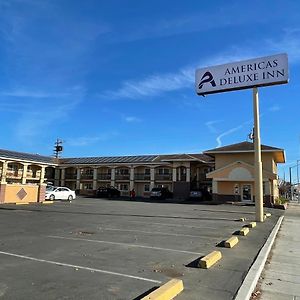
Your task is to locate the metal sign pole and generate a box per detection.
[253,87,264,222]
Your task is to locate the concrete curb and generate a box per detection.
[234,215,284,300]
[199,251,222,269]
[141,279,183,300]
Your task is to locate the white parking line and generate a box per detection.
[0,250,161,284]
[101,227,207,238]
[127,220,219,230]
[48,235,202,255]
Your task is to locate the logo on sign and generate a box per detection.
[198,71,216,90]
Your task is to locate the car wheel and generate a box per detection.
[68,195,73,201]
[49,194,55,201]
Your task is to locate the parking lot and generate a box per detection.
[0,197,282,300]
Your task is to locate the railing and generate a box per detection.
[177,174,187,182]
[80,174,93,180]
[134,173,151,180]
[65,174,77,179]
[97,173,111,180]
[6,171,22,178]
[26,172,40,179]
[155,174,172,181]
[115,174,130,180]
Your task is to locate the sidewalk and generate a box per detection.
[256,202,300,299]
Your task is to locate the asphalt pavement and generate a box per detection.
[0,197,283,299]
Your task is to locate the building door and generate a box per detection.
[242,184,252,202]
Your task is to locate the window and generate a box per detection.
[83,183,93,190]
[158,168,170,175]
[116,168,129,175]
[145,168,150,175]
[119,184,128,191]
[144,184,150,192]
[83,168,93,175]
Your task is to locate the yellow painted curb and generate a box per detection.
[141,279,184,300]
[224,236,239,248]
[16,202,29,205]
[199,251,222,269]
[43,201,54,204]
[238,227,249,236]
[265,213,271,217]
[247,222,256,228]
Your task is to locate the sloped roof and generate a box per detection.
[204,141,283,153]
[60,155,159,165]
[204,141,285,163]
[60,153,213,165]
[158,153,214,163]
[0,148,56,165]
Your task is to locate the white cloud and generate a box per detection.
[0,89,70,98]
[205,120,222,134]
[215,119,253,148]
[268,105,280,112]
[66,132,119,147]
[99,29,300,101]
[124,116,142,123]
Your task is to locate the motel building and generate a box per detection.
[0,141,284,205]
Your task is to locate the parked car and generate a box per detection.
[45,186,76,201]
[150,187,173,200]
[189,190,203,200]
[96,186,121,198]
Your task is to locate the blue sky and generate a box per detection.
[0,0,300,180]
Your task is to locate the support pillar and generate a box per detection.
[61,168,65,186]
[93,168,98,190]
[1,161,8,184]
[186,168,190,182]
[110,167,116,187]
[54,168,60,186]
[130,167,134,191]
[76,168,81,190]
[253,87,264,222]
[22,163,28,185]
[172,167,177,182]
[150,167,155,191]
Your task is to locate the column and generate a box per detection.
[110,167,116,187]
[212,180,218,193]
[0,161,8,203]
[172,167,177,182]
[1,161,8,184]
[253,87,264,222]
[130,167,134,191]
[150,167,155,190]
[178,168,181,181]
[54,168,60,186]
[61,168,65,186]
[22,163,28,185]
[93,168,98,190]
[38,166,46,203]
[40,166,46,184]
[76,168,81,190]
[186,168,190,182]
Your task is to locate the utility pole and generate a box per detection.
[53,138,63,158]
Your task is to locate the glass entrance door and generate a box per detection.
[242,184,252,202]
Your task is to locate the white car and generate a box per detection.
[45,186,76,201]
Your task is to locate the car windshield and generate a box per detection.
[46,186,56,191]
[152,188,161,191]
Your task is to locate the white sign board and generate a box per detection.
[195,53,288,96]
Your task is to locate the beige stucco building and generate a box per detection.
[0,141,284,204]
[204,141,285,205]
